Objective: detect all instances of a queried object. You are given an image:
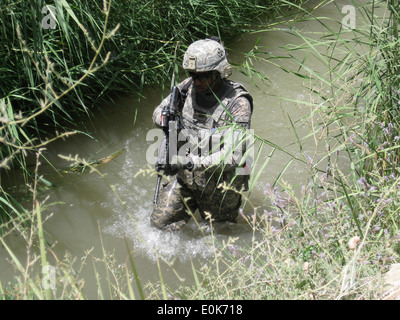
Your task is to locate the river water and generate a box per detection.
[1,0,370,298]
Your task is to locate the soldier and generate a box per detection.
[151,37,253,231]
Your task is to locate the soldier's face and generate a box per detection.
[190,72,213,93]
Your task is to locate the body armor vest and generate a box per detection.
[181,79,252,131]
[177,79,252,193]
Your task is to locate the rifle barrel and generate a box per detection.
[153,174,162,204]
[153,86,181,206]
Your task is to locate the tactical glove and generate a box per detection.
[162,155,194,175]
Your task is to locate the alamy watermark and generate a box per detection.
[41,3,357,32]
[342,5,356,30]
[41,265,56,290]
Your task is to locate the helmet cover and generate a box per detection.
[182,39,232,78]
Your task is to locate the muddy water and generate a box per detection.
[1,0,366,298]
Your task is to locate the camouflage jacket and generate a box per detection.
[153,77,253,194]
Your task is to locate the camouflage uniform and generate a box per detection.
[150,38,253,231]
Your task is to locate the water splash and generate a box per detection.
[102,138,249,262]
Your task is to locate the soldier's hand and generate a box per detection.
[164,164,178,176]
[170,155,194,172]
[183,157,194,171]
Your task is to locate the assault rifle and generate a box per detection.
[153,85,192,204]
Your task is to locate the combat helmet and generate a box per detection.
[182,37,232,78]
